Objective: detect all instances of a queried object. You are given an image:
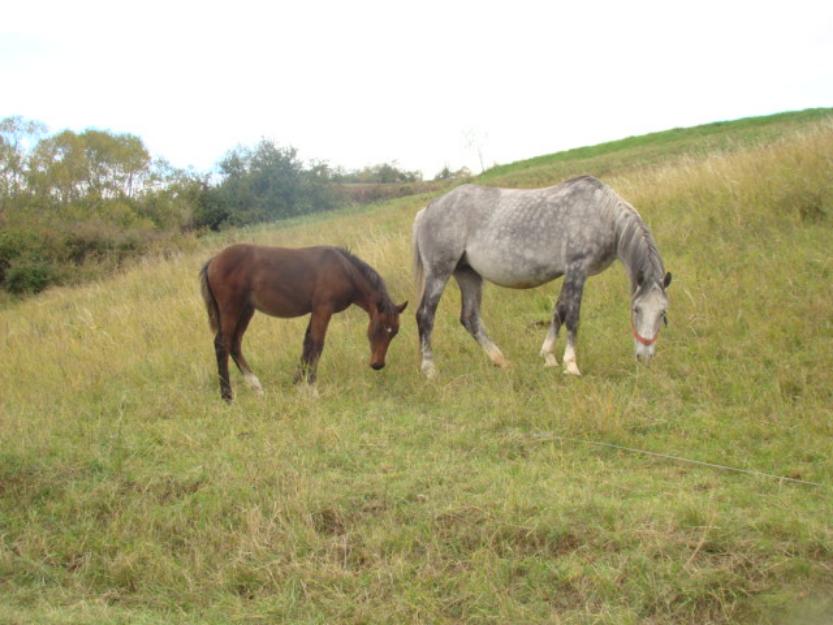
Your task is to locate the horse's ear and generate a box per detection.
[663,272,672,289]
[396,301,408,314]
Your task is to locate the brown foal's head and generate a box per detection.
[367,299,408,370]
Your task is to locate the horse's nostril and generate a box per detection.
[371,362,384,370]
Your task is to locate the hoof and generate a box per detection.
[485,345,507,368]
[543,353,559,368]
[563,362,582,376]
[421,361,437,379]
[245,375,264,396]
[297,383,319,399]
[492,355,510,368]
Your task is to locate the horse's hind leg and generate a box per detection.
[214,331,233,401]
[230,305,262,395]
[214,302,252,401]
[416,272,451,378]
[454,267,506,367]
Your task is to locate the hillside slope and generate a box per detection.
[1,111,832,625]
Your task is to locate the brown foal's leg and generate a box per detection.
[215,302,246,401]
[229,305,262,395]
[294,308,332,385]
[214,327,233,402]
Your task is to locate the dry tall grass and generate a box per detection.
[1,121,832,625]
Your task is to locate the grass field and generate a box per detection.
[1,110,833,624]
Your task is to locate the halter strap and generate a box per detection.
[631,317,659,346]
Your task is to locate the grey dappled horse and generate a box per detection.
[412,176,671,377]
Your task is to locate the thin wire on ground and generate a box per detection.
[531,432,826,489]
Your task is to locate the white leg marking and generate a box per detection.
[563,342,581,376]
[484,342,507,367]
[421,359,438,379]
[297,382,319,399]
[245,373,264,395]
[540,328,558,367]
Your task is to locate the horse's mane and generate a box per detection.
[614,201,665,287]
[336,248,395,309]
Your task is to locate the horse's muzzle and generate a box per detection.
[635,346,656,363]
[370,362,385,370]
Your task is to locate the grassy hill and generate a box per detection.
[1,109,832,624]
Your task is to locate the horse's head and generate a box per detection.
[631,271,671,362]
[368,299,408,370]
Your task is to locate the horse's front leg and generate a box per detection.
[539,319,560,368]
[547,271,586,376]
[294,309,332,386]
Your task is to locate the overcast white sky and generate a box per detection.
[2,1,832,178]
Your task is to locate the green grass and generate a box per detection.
[480,107,833,187]
[1,110,833,624]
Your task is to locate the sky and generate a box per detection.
[2,0,832,178]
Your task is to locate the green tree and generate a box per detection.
[26,129,151,205]
[82,130,150,199]
[0,116,46,209]
[196,140,339,230]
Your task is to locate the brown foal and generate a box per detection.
[200,244,406,401]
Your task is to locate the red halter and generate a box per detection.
[631,316,659,346]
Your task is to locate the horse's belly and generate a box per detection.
[251,294,310,318]
[465,248,562,289]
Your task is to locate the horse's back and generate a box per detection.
[207,244,349,318]
[415,177,621,287]
[421,177,616,231]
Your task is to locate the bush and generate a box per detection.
[0,228,49,285]
[778,188,828,223]
[4,259,58,294]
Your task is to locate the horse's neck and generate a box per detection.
[614,206,662,288]
[346,264,384,313]
[352,283,378,313]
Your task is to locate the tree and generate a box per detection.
[82,130,150,199]
[197,139,339,230]
[433,165,471,181]
[25,129,152,205]
[0,116,46,208]
[332,161,422,183]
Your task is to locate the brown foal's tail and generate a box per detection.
[199,260,220,333]
[412,207,426,302]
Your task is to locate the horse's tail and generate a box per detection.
[412,207,426,302]
[199,259,220,334]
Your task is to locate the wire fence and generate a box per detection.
[530,431,827,490]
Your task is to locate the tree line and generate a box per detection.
[0,117,458,296]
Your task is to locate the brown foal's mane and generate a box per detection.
[335,248,395,311]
